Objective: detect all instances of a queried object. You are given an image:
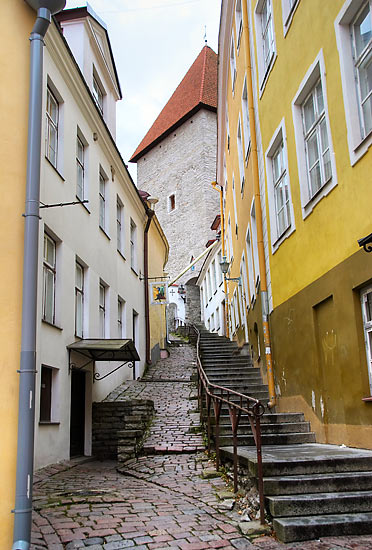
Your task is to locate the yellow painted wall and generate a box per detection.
[0,1,34,546]
[148,217,169,355]
[249,0,370,308]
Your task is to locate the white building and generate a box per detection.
[197,216,226,336]
[34,6,166,468]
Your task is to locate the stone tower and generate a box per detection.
[130,45,219,325]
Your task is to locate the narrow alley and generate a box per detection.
[31,344,372,550]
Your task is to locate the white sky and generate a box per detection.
[64,0,221,182]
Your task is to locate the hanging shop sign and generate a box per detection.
[150,281,169,305]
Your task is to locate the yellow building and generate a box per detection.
[219,0,372,449]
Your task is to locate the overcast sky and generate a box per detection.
[65,0,221,182]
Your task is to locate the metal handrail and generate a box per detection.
[190,324,266,525]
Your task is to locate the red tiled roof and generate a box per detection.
[130,45,217,162]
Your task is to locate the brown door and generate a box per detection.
[70,370,86,457]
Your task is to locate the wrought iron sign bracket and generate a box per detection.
[94,361,134,382]
[358,232,372,253]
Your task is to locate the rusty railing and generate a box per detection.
[190,324,266,524]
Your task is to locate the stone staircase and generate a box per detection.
[198,328,372,542]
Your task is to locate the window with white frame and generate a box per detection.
[226,111,230,153]
[227,216,234,262]
[241,253,249,309]
[118,297,125,337]
[218,251,224,284]
[207,269,213,300]
[361,285,372,392]
[76,136,85,201]
[242,78,251,159]
[130,219,137,272]
[292,54,336,216]
[212,260,217,293]
[265,121,295,249]
[237,119,245,192]
[250,202,260,286]
[99,282,106,338]
[232,176,238,235]
[93,70,104,115]
[43,233,56,324]
[117,197,124,255]
[235,0,243,49]
[39,365,58,423]
[282,0,300,34]
[99,170,107,231]
[233,289,240,327]
[272,140,291,236]
[210,312,215,332]
[46,87,58,167]
[216,306,220,330]
[246,228,255,302]
[230,36,237,92]
[335,0,372,164]
[75,261,84,338]
[302,79,332,198]
[255,0,276,89]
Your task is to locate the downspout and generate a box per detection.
[144,208,155,366]
[241,2,276,409]
[13,3,65,550]
[211,181,229,338]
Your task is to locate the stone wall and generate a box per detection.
[92,399,154,459]
[136,109,219,285]
[185,279,201,325]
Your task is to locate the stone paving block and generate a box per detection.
[85,538,105,546]
[103,541,135,549]
[230,539,254,549]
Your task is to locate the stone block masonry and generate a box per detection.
[92,399,154,460]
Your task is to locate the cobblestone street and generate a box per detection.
[31,344,372,550]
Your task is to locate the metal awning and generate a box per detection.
[67,339,140,362]
[67,339,140,381]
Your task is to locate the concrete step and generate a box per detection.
[213,422,311,436]
[217,432,316,447]
[215,413,306,425]
[273,512,372,543]
[267,490,372,517]
[264,470,372,495]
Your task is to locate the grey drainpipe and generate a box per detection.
[13,3,65,549]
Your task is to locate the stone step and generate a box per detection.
[213,422,311,436]
[264,470,372,495]
[273,512,372,543]
[216,413,306,425]
[267,490,372,517]
[217,432,316,447]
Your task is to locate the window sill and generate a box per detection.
[45,156,65,181]
[259,53,277,98]
[118,250,126,261]
[77,197,90,214]
[362,396,372,402]
[42,319,63,331]
[272,224,296,254]
[39,421,60,426]
[99,226,111,240]
[302,177,337,220]
[131,267,138,276]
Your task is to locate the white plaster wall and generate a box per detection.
[198,244,225,336]
[136,109,220,286]
[34,35,146,469]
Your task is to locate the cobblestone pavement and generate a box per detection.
[31,344,372,550]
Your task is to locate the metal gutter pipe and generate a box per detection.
[241,1,276,409]
[13,3,65,549]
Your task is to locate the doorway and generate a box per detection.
[70,370,86,457]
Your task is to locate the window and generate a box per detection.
[242,78,251,160]
[216,306,220,330]
[75,262,84,338]
[227,216,233,262]
[246,228,255,302]
[226,110,230,152]
[207,270,213,300]
[232,176,238,235]
[117,198,124,254]
[76,136,85,201]
[352,2,372,138]
[302,80,332,198]
[99,283,106,338]
[118,297,125,337]
[230,36,237,92]
[250,202,260,286]
[40,365,57,423]
[361,285,372,392]
[130,219,137,272]
[292,53,337,216]
[235,0,243,49]
[282,0,300,34]
[99,170,107,231]
[212,260,217,293]
[255,0,276,90]
[335,0,372,163]
[218,251,224,284]
[237,119,245,192]
[93,72,104,114]
[168,194,176,212]
[241,252,250,310]
[43,233,56,324]
[46,87,58,167]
